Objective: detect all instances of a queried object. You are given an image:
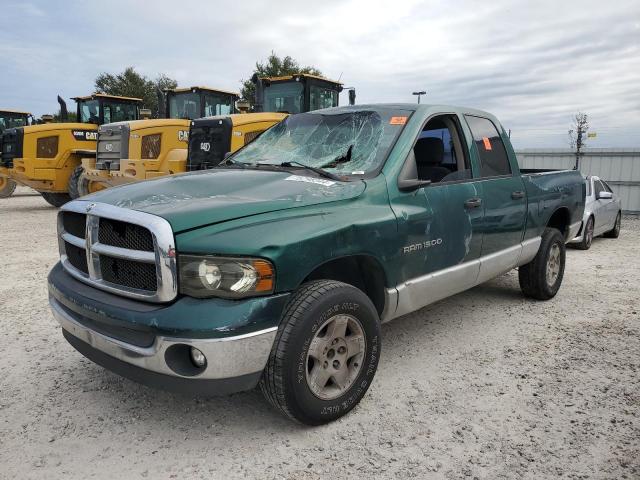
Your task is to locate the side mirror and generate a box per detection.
[398,178,431,191]
[597,191,613,200]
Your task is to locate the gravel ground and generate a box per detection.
[1,186,639,479]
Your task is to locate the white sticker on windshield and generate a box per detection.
[285,175,335,187]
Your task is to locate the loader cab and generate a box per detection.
[72,94,142,125]
[0,110,30,134]
[252,74,344,114]
[165,87,239,120]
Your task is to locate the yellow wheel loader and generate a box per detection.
[0,109,31,197]
[80,86,240,192]
[186,73,349,169]
[0,94,141,206]
[81,75,350,191]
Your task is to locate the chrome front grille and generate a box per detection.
[57,201,177,303]
[96,123,129,171]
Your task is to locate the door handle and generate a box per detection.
[464,197,482,209]
[511,190,525,199]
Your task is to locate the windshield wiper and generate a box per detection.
[279,160,344,181]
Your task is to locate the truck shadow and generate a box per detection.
[63,272,532,433]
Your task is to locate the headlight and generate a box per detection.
[179,255,275,298]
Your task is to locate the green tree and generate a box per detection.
[240,52,322,106]
[94,67,178,118]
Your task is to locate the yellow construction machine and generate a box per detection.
[80,86,241,192]
[0,109,32,197]
[83,74,348,188]
[0,94,141,206]
[185,73,348,170]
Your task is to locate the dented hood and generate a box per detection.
[85,168,366,232]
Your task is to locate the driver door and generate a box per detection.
[389,113,484,314]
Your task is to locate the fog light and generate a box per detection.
[190,347,207,368]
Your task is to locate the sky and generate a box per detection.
[0,0,638,149]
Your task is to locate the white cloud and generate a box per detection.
[0,0,638,147]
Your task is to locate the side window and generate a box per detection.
[602,180,613,193]
[465,115,511,177]
[414,115,470,183]
[594,180,605,197]
[103,105,111,124]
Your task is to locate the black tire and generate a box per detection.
[68,165,84,199]
[40,192,71,208]
[260,280,381,425]
[574,216,594,250]
[519,227,566,300]
[0,178,17,198]
[603,212,621,239]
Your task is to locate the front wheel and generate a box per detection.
[519,227,566,300]
[0,177,17,198]
[40,192,71,208]
[603,212,621,239]
[260,280,381,425]
[574,216,594,250]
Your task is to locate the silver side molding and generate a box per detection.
[381,236,542,323]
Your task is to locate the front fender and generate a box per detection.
[174,178,398,292]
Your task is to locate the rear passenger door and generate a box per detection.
[464,115,527,280]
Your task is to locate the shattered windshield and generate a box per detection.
[230,108,412,177]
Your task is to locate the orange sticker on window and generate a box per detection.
[389,116,408,125]
[482,137,492,150]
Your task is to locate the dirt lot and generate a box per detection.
[1,186,639,479]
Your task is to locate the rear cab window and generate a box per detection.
[464,115,511,177]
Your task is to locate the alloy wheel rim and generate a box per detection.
[546,243,561,286]
[305,314,366,400]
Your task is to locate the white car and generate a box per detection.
[570,175,622,249]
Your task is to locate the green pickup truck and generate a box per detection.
[48,104,585,424]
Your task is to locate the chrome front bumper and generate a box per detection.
[50,296,277,381]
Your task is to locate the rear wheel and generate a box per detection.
[67,165,84,199]
[40,192,71,208]
[574,216,594,250]
[519,227,566,300]
[260,280,381,425]
[603,212,621,238]
[0,177,17,198]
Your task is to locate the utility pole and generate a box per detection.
[412,91,426,104]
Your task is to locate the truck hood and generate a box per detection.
[85,168,366,232]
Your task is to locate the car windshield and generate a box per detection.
[169,92,201,119]
[230,107,413,177]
